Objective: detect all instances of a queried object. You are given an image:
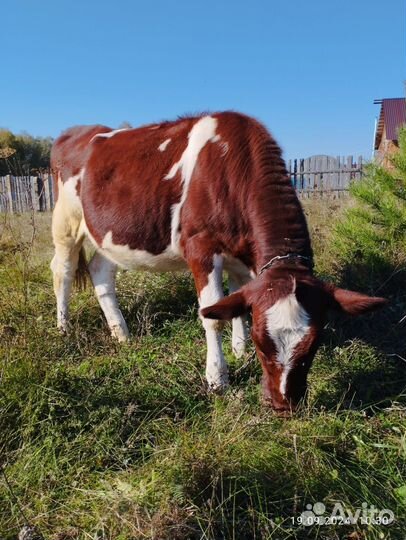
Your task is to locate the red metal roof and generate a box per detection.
[374,98,406,149]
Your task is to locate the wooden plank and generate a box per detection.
[0,177,5,212]
[23,176,31,212]
[345,155,353,188]
[30,176,38,211]
[339,156,344,189]
[18,177,25,212]
[326,156,332,191]
[309,156,316,190]
[37,176,45,211]
[321,156,328,192]
[43,174,51,210]
[36,176,42,211]
[325,156,331,192]
[17,177,23,212]
[12,177,18,213]
[334,156,339,190]
[313,156,319,191]
[297,159,302,190]
[18,177,24,213]
[5,175,13,213]
[303,158,309,190]
[357,155,363,182]
[48,174,55,209]
[293,159,298,189]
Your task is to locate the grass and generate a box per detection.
[0,202,405,540]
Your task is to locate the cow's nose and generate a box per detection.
[272,404,296,417]
[262,395,297,415]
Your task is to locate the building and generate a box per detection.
[374,98,406,164]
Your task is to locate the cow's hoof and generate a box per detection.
[110,326,130,342]
[57,325,68,336]
[207,381,229,395]
[232,342,246,359]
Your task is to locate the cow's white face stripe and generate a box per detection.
[265,294,310,397]
[164,116,220,252]
[158,138,171,152]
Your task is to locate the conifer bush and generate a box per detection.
[333,127,406,288]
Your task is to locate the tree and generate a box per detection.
[0,129,53,175]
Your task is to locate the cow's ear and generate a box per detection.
[201,291,249,320]
[325,284,388,316]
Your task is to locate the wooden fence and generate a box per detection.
[288,155,363,198]
[0,173,54,213]
[0,157,364,212]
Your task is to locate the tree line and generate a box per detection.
[0,128,53,176]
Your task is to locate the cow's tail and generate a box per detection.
[75,246,88,290]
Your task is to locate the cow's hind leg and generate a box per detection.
[185,240,228,391]
[228,271,249,358]
[51,204,84,333]
[88,252,129,342]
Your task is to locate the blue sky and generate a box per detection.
[1,0,405,160]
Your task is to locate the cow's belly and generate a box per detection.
[84,226,187,272]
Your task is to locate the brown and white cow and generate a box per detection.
[50,112,386,412]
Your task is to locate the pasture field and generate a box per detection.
[0,200,405,540]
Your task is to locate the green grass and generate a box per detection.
[0,206,405,540]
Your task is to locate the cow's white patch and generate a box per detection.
[164,116,219,252]
[199,254,228,389]
[92,230,186,272]
[158,138,171,152]
[91,128,128,141]
[60,171,83,214]
[265,294,310,397]
[199,254,224,310]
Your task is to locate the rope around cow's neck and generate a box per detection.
[258,254,313,275]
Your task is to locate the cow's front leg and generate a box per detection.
[228,271,250,358]
[186,246,228,392]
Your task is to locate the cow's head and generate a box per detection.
[201,271,386,413]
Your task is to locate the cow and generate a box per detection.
[50,112,386,412]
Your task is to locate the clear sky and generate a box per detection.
[1,0,405,160]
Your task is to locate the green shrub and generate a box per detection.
[333,128,406,287]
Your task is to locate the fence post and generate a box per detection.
[37,176,45,211]
[358,156,363,181]
[30,176,37,211]
[48,173,54,208]
[5,175,13,213]
[42,174,51,210]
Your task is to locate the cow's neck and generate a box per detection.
[248,173,313,275]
